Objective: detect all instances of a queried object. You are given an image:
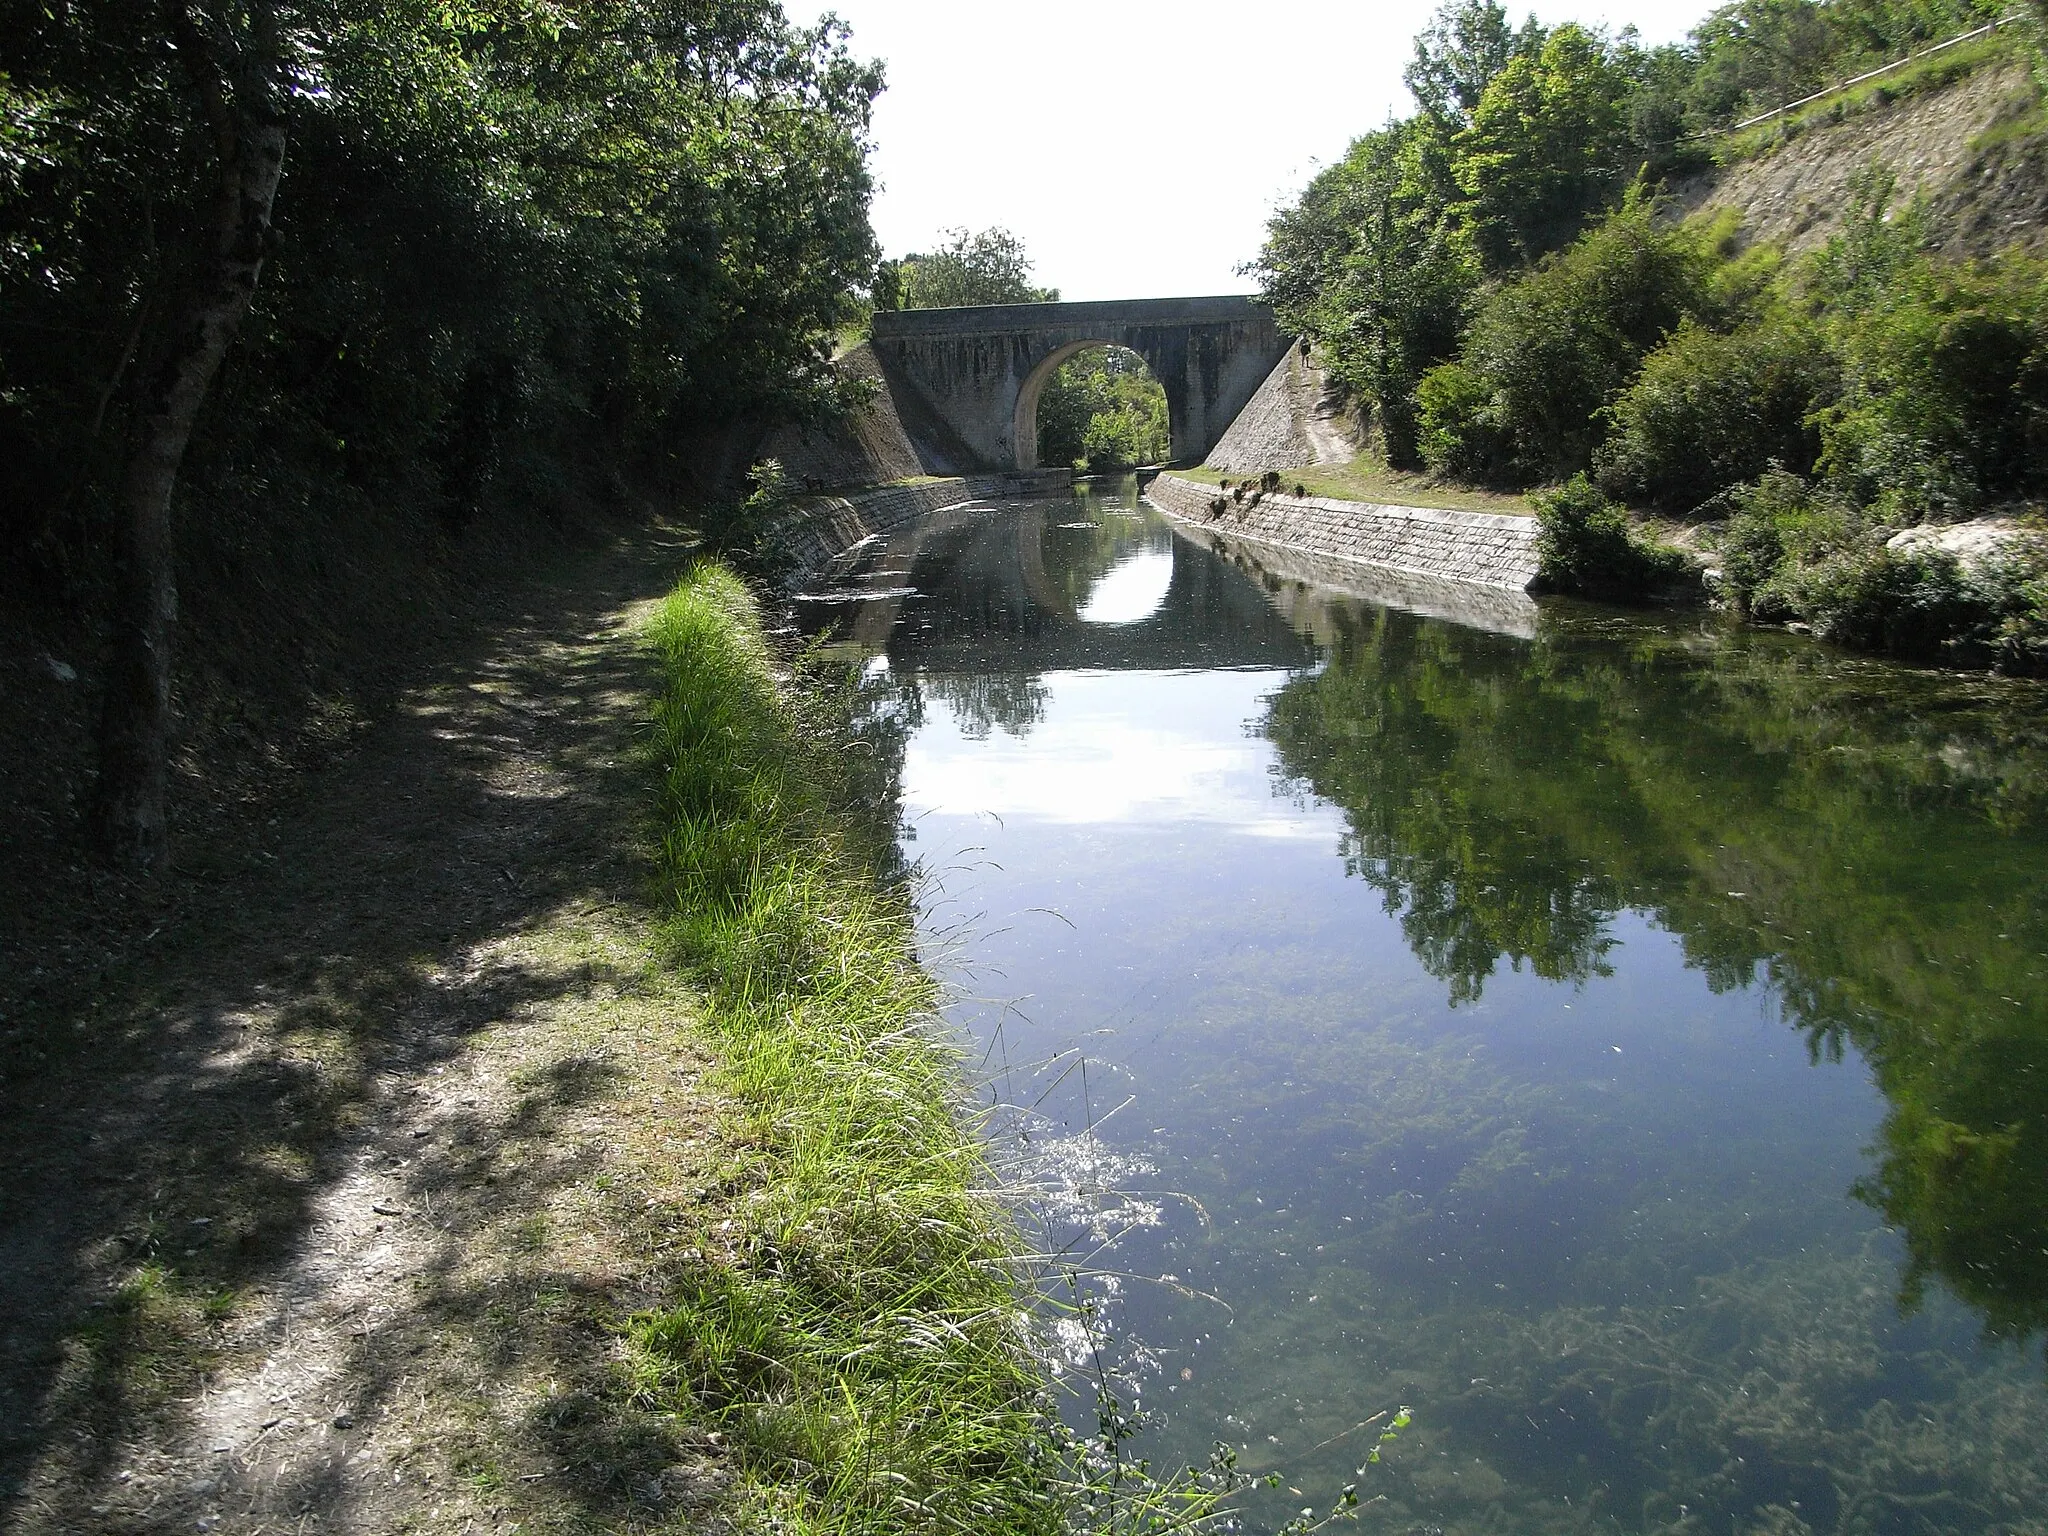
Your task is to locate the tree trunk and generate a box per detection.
[92,12,285,867]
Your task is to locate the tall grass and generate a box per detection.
[631,564,1387,1535]
[632,562,1062,1535]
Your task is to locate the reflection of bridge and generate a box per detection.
[813,501,1315,675]
[870,297,1287,471]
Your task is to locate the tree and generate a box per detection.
[1455,23,1637,267]
[1405,0,1541,123]
[93,1,290,867]
[3,0,884,867]
[1253,122,1475,464]
[897,226,1056,309]
[1035,347,1168,469]
[1419,192,1718,482]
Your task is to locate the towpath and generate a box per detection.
[1,525,742,1533]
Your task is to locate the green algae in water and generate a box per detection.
[798,481,2048,1536]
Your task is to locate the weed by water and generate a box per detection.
[635,562,1060,1533]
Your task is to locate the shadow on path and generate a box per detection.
[0,523,716,1531]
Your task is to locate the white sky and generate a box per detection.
[817,0,1717,300]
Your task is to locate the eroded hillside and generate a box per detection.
[1679,53,2048,254]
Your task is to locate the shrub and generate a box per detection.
[1717,468,1815,612]
[718,458,800,556]
[1080,410,1142,471]
[1417,361,1513,482]
[1771,544,1983,658]
[1434,197,1720,484]
[1716,473,2048,670]
[1595,318,1836,509]
[1810,218,2048,517]
[1532,473,1697,601]
[1979,541,2048,674]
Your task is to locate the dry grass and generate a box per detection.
[1169,462,1531,515]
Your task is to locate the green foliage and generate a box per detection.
[1405,0,1539,124]
[640,563,1059,1533]
[1809,198,2048,515]
[1772,541,1988,654]
[1414,361,1510,482]
[1717,470,2048,667]
[1,0,883,598]
[1532,473,1697,600]
[713,457,803,555]
[1595,315,1837,507]
[1687,0,2001,127]
[1257,122,1478,464]
[1422,196,1719,483]
[893,226,1057,310]
[1454,24,1640,267]
[1036,348,1169,471]
[1717,465,1834,600]
[1251,0,2029,514]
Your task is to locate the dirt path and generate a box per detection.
[2,525,746,1533]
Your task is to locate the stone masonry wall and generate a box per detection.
[1204,345,1363,474]
[1145,472,1539,592]
[768,470,1072,589]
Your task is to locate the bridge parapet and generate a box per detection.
[870,296,1287,472]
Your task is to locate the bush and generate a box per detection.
[1717,468,1825,612]
[1980,541,2048,674]
[1805,198,2048,517]
[1417,361,1512,482]
[1772,544,1984,657]
[1595,318,1836,509]
[1716,472,2048,670]
[1778,540,2048,670]
[1532,473,1697,601]
[1429,197,1720,484]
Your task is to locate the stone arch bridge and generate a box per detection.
[869,296,1287,471]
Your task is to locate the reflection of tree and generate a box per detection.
[1854,1019,2048,1345]
[1265,608,1638,1003]
[797,657,922,884]
[922,671,1049,740]
[1262,599,2048,1346]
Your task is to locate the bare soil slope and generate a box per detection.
[1675,58,2048,255]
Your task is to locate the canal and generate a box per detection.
[795,477,2048,1536]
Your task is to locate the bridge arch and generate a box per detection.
[1013,339,1151,471]
[870,296,1287,473]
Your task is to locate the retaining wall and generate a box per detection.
[1145,472,1539,592]
[1170,520,1539,639]
[768,470,1072,588]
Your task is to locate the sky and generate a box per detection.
[815,0,1718,301]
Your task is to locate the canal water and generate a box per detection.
[794,478,2048,1536]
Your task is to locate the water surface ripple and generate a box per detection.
[797,480,2048,1536]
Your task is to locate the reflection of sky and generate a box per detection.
[877,497,2048,1534]
[908,669,1340,836]
[903,651,1930,1533]
[1077,548,1175,625]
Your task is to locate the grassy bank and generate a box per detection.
[1171,462,1530,515]
[630,564,1059,1533]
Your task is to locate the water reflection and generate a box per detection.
[797,480,2048,1535]
[1078,548,1176,625]
[1266,602,2048,1350]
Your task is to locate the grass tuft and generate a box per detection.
[634,561,1061,1535]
